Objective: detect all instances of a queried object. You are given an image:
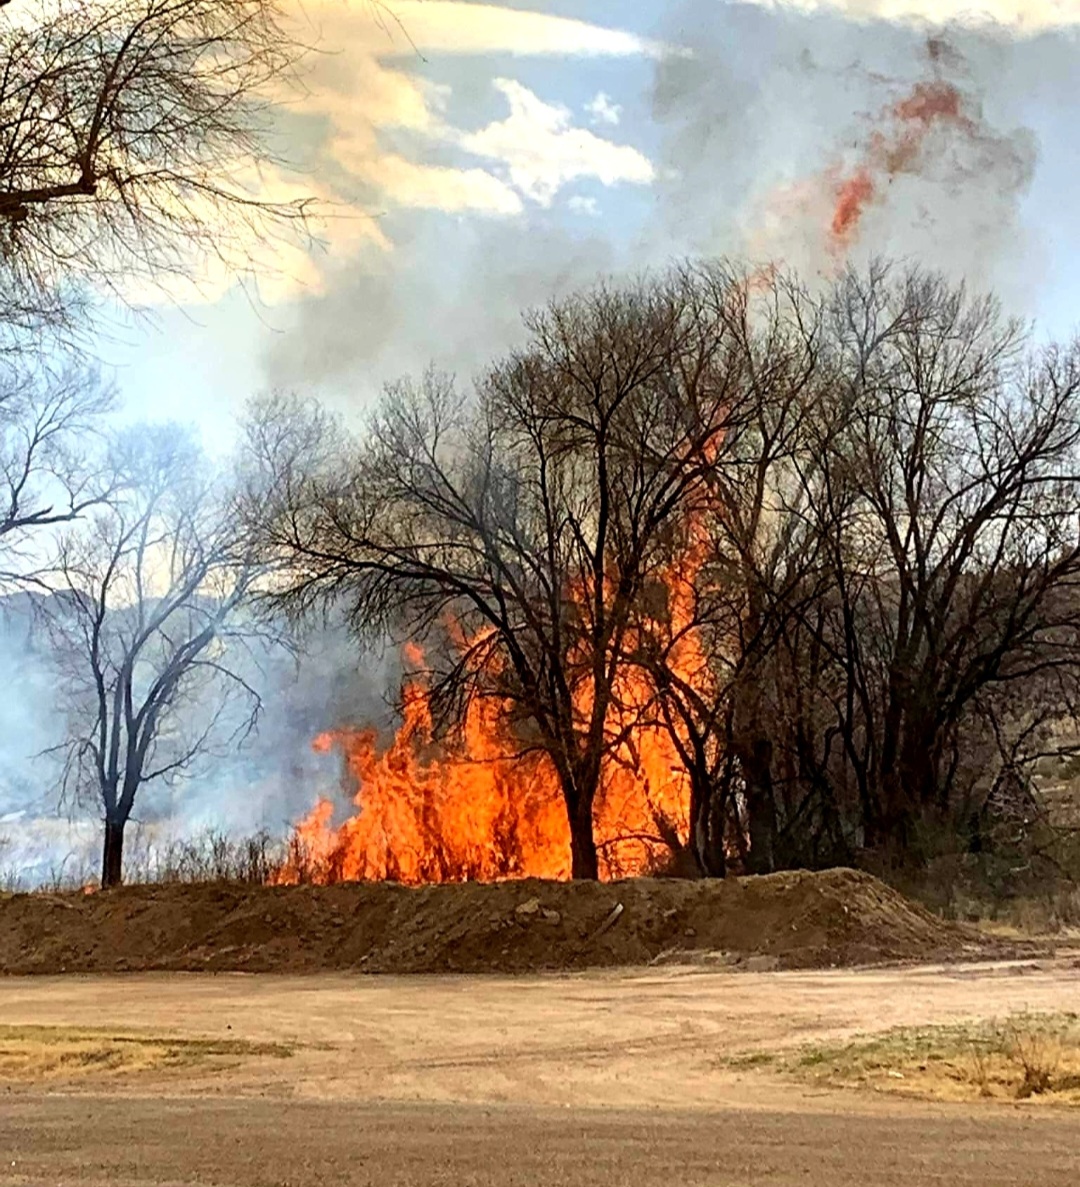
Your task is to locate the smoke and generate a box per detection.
[262,213,625,407]
[261,3,1080,403]
[0,591,398,886]
[11,3,1080,875]
[723,2,1080,36]
[647,4,1061,305]
[204,614,401,835]
[771,50,1038,278]
[232,2,1080,853]
[0,593,70,884]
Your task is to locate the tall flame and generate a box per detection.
[277,537,713,885]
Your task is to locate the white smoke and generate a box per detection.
[729,1,1080,35]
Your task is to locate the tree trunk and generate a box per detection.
[101,817,126,889]
[568,794,599,880]
[743,738,777,875]
[745,792,777,874]
[552,749,601,880]
[873,704,939,870]
[730,657,777,875]
[689,767,726,877]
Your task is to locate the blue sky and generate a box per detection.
[100,0,1080,452]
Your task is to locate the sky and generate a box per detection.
[97,0,1080,453]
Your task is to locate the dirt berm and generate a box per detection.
[0,869,997,975]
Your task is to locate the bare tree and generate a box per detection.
[710,264,1080,873]
[46,423,265,887]
[0,358,114,586]
[630,264,832,875]
[628,262,1080,878]
[815,265,1080,864]
[0,0,310,325]
[242,260,1080,885]
[244,269,752,879]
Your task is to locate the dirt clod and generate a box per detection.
[0,869,996,976]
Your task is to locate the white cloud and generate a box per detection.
[345,153,524,215]
[568,195,601,216]
[126,4,663,306]
[731,0,1080,33]
[457,80,654,206]
[298,1,672,57]
[276,8,659,251]
[114,165,391,308]
[586,92,622,127]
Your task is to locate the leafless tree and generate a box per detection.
[0,0,310,326]
[814,265,1080,865]
[629,264,833,874]
[244,260,1080,884]
[244,269,754,878]
[45,423,265,887]
[630,262,1080,877]
[0,357,114,587]
[707,264,1080,873]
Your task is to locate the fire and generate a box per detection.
[283,680,570,884]
[828,79,972,253]
[894,80,966,128]
[830,169,875,244]
[277,543,712,885]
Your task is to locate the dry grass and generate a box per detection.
[728,1013,1080,1105]
[125,830,285,886]
[0,829,291,894]
[970,889,1080,938]
[0,1024,293,1081]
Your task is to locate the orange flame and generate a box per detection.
[278,539,714,885]
[830,170,875,244]
[828,79,973,254]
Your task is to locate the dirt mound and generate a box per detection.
[0,869,992,976]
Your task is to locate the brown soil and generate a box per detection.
[6,1097,1080,1187]
[0,867,996,975]
[3,960,1080,1184]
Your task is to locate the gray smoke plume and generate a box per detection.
[0,592,398,886]
[0,593,70,884]
[263,5,1080,399]
[230,3,1080,857]
[264,213,625,412]
[647,4,1061,308]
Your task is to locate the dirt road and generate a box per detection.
[1,958,1078,1184]
[4,1096,1080,1187]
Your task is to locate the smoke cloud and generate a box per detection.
[727,1,1080,36]
[745,43,1039,283]
[241,1,1080,854]
[646,2,1078,310]
[0,594,397,885]
[264,2,1080,402]
[0,595,68,884]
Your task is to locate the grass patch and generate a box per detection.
[726,1050,777,1069]
[724,1013,1080,1105]
[0,1024,293,1080]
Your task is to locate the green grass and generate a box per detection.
[723,1013,1080,1104]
